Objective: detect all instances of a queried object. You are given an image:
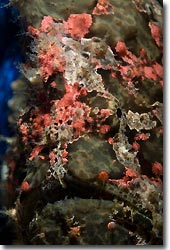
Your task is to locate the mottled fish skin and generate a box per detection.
[5,0,163,245]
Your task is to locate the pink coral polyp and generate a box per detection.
[64,14,92,39]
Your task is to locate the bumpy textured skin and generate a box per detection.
[28,199,134,245]
[6,0,163,245]
[11,0,160,59]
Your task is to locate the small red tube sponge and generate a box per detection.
[64,14,92,39]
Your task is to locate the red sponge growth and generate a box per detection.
[149,22,162,49]
[115,41,128,57]
[64,14,92,39]
[40,16,54,32]
[92,0,114,15]
[152,162,163,177]
[38,43,65,81]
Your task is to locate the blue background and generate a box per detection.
[0,1,24,243]
[0,0,23,168]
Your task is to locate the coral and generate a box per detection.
[4,0,163,246]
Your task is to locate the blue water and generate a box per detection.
[0,1,23,195]
[0,1,23,152]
